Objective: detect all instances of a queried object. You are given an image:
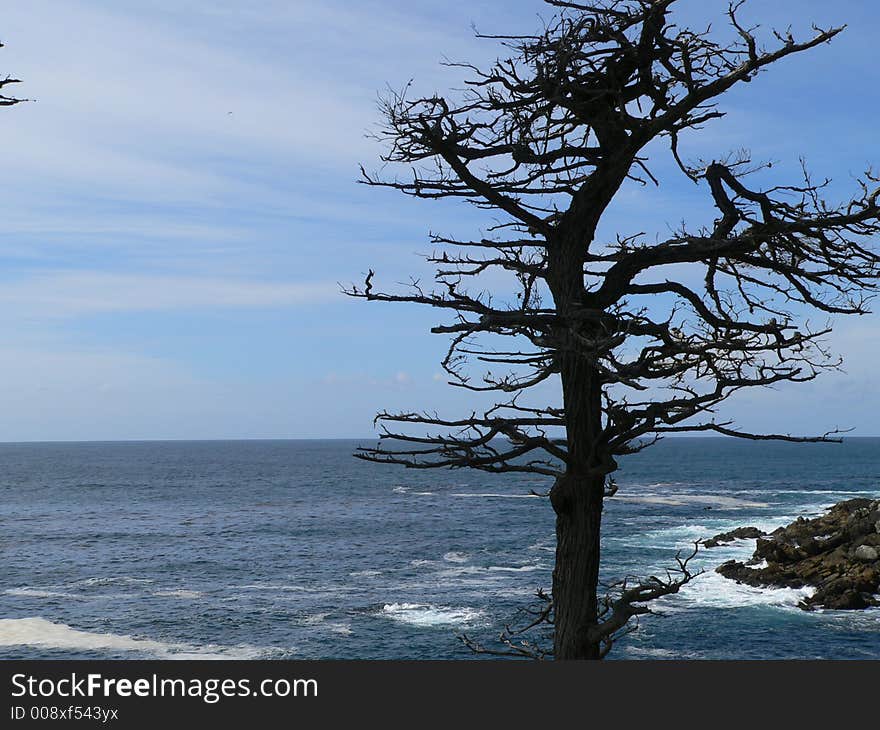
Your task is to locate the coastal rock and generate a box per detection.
[703,526,766,548]
[715,498,880,611]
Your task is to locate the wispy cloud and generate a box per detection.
[0,271,337,319]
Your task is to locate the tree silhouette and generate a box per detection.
[347,0,880,659]
[0,42,24,108]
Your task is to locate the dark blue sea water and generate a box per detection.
[1,438,879,660]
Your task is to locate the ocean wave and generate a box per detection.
[617,482,690,489]
[151,590,203,599]
[528,543,555,553]
[639,523,714,539]
[815,607,880,627]
[450,493,543,499]
[611,516,795,557]
[0,617,283,659]
[734,489,880,497]
[0,618,170,653]
[299,613,330,626]
[442,551,469,564]
[488,564,546,573]
[391,486,435,496]
[656,571,814,612]
[75,576,154,587]
[4,588,79,600]
[610,494,770,509]
[349,570,383,578]
[622,646,680,658]
[235,583,320,593]
[379,603,484,628]
[609,523,721,549]
[327,623,353,636]
[436,564,545,578]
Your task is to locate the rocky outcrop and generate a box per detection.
[703,526,766,548]
[716,498,880,610]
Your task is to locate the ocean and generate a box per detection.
[1,438,879,660]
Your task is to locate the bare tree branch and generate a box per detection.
[351,0,876,659]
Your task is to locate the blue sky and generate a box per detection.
[0,0,878,440]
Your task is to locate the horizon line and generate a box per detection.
[0,435,878,445]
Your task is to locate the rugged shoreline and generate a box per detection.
[708,499,880,610]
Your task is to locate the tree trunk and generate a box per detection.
[547,225,613,660]
[551,472,605,659]
[550,347,609,660]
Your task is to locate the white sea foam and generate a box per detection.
[442,551,469,563]
[736,489,879,497]
[0,617,170,653]
[152,590,203,599]
[299,613,330,626]
[619,481,690,490]
[236,583,323,593]
[5,588,78,600]
[528,543,555,553]
[436,563,546,578]
[349,570,383,578]
[380,603,484,628]
[392,486,434,495]
[0,617,282,660]
[656,571,813,612]
[327,623,353,636]
[76,577,154,587]
[641,523,715,539]
[611,513,798,551]
[610,494,769,509]
[817,607,880,627]
[610,522,719,549]
[487,564,544,573]
[451,493,542,499]
[623,646,680,658]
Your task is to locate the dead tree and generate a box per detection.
[347,0,880,659]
